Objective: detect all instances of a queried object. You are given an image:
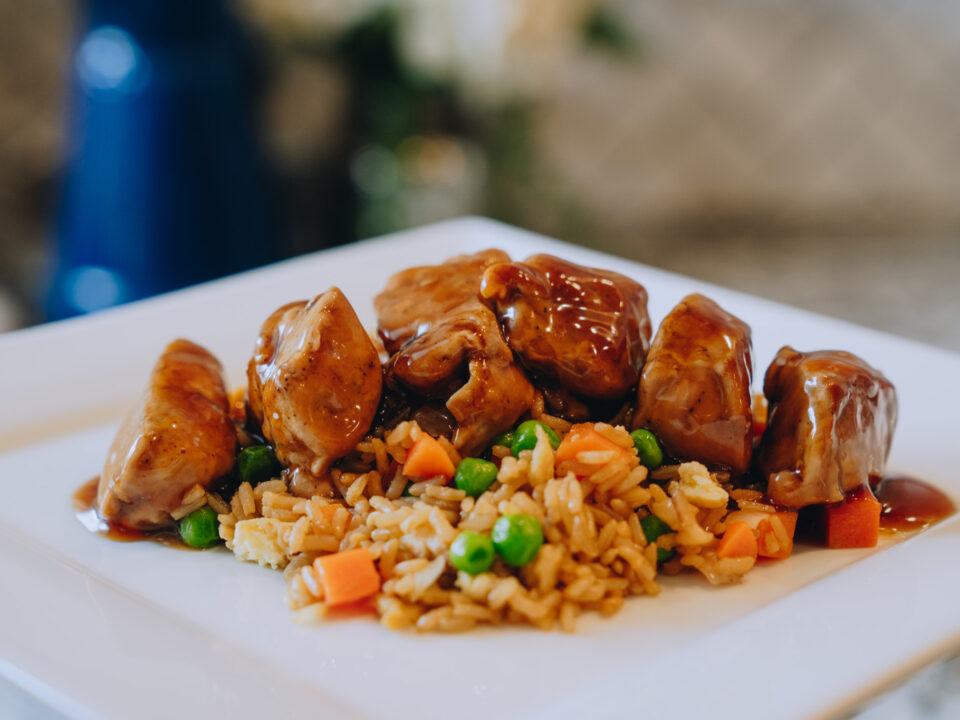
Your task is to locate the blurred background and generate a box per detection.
[1,2,960,717]
[1,0,959,348]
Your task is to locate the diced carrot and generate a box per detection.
[716,520,759,560]
[402,434,456,481]
[825,486,881,548]
[314,547,381,607]
[555,424,629,464]
[756,511,798,559]
[726,509,799,560]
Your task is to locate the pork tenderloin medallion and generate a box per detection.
[480,254,652,400]
[248,287,382,497]
[375,249,510,355]
[633,294,754,474]
[755,346,897,508]
[386,298,536,456]
[97,339,237,530]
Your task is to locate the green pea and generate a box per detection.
[237,445,281,486]
[640,514,675,563]
[449,531,496,575]
[492,513,544,566]
[453,458,499,498]
[511,421,561,456]
[491,430,516,448]
[640,513,672,543]
[179,506,220,548]
[657,547,676,564]
[630,429,663,468]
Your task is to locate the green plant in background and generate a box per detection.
[241,0,638,250]
[582,5,639,57]
[333,7,469,239]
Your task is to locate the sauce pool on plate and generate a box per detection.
[73,476,187,547]
[874,475,956,532]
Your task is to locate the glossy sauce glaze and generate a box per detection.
[247,287,382,497]
[633,293,754,474]
[480,254,652,400]
[74,477,186,546]
[873,475,956,532]
[374,249,510,354]
[97,338,237,531]
[385,298,537,455]
[755,347,898,508]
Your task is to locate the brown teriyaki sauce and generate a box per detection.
[872,474,956,532]
[73,477,188,548]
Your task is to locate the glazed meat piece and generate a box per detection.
[375,249,510,354]
[537,380,593,423]
[755,347,898,508]
[535,378,635,424]
[248,287,382,496]
[97,339,236,530]
[388,299,536,455]
[480,254,652,399]
[633,294,753,474]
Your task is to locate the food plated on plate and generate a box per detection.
[75,249,954,632]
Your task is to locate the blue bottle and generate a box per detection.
[47,0,277,320]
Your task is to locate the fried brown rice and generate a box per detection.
[203,417,756,632]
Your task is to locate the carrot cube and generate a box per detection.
[825,486,881,548]
[314,547,381,607]
[716,521,759,560]
[402,434,456,481]
[556,424,628,464]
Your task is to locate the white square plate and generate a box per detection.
[2,218,959,720]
